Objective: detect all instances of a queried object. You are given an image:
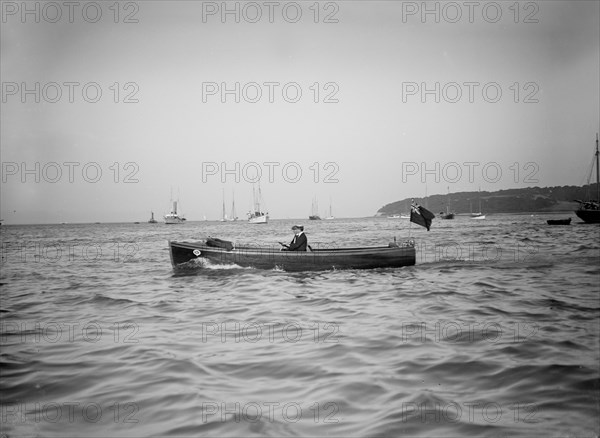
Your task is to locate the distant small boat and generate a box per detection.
[400,200,411,219]
[388,200,410,219]
[440,187,455,219]
[324,198,334,220]
[547,218,571,225]
[248,215,267,223]
[309,197,321,220]
[470,188,485,219]
[220,189,228,222]
[230,191,238,221]
[247,183,268,224]
[165,201,185,224]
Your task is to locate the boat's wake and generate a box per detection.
[180,257,255,271]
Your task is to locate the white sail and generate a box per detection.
[221,189,227,221]
[325,197,334,220]
[471,187,485,219]
[230,190,238,221]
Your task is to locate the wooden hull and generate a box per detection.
[169,241,416,271]
[575,209,600,224]
[440,213,455,220]
[547,218,571,225]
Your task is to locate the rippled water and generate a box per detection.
[1,215,599,437]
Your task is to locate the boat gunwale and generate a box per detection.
[168,240,416,270]
[170,241,415,254]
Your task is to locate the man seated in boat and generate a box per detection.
[280,225,308,251]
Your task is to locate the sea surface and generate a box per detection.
[1,215,599,437]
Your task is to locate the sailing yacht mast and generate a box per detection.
[440,186,455,219]
[309,196,321,220]
[256,183,262,212]
[471,187,486,219]
[573,134,600,223]
[595,133,599,202]
[221,188,226,221]
[231,190,237,220]
[247,183,268,223]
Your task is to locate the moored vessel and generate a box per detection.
[309,197,321,220]
[574,134,600,224]
[165,201,185,224]
[247,183,268,224]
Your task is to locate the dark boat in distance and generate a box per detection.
[309,197,321,220]
[169,238,416,271]
[547,218,571,225]
[575,203,600,223]
[574,134,600,224]
[440,187,455,219]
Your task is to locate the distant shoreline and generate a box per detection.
[378,184,597,217]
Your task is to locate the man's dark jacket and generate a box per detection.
[288,232,307,251]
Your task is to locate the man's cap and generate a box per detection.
[291,225,304,231]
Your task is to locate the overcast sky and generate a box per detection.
[1,1,599,224]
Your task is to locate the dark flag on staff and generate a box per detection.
[410,200,435,231]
